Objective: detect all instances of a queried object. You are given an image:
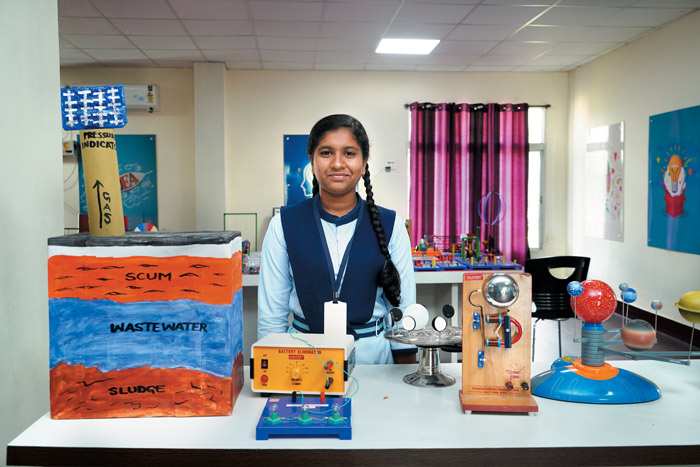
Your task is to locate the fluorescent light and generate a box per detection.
[375,38,440,55]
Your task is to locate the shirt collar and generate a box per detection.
[316,194,363,226]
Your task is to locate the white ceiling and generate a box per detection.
[58,0,700,72]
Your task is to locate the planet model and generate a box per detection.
[571,280,617,324]
[675,291,700,324]
[621,319,656,351]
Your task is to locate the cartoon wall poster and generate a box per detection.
[48,231,244,419]
[284,134,312,206]
[584,122,624,241]
[648,105,699,255]
[79,134,158,230]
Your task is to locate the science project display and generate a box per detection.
[531,280,700,404]
[251,304,357,440]
[459,273,538,413]
[52,85,244,419]
[48,232,244,419]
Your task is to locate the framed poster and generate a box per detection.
[284,134,311,206]
[79,134,157,230]
[584,122,624,241]
[648,106,699,255]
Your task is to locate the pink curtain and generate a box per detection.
[409,102,529,265]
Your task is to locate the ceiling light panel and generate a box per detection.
[376,39,440,55]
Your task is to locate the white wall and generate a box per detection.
[569,11,700,326]
[60,67,195,233]
[225,70,570,256]
[0,2,63,465]
[60,67,570,257]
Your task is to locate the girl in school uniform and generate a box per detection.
[257,114,417,364]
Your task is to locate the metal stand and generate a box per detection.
[384,325,462,388]
[402,347,456,387]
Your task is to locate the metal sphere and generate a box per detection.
[483,274,519,308]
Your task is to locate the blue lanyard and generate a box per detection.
[313,196,364,303]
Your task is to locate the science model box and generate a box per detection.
[47,231,243,419]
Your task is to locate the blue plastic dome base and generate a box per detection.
[531,362,661,404]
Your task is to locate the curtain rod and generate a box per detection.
[403,103,550,108]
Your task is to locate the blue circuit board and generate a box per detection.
[256,396,352,440]
[413,257,523,271]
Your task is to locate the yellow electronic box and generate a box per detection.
[250,333,356,396]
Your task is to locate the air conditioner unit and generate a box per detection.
[123,84,159,113]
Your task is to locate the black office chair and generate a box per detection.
[525,256,590,361]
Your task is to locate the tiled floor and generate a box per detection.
[531,313,700,363]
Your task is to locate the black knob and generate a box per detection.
[521,382,529,391]
[442,304,455,319]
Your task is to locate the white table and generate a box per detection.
[7,360,700,466]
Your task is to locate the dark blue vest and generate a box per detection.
[281,196,396,337]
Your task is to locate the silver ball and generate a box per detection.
[483,274,519,308]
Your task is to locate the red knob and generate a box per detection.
[261,375,268,383]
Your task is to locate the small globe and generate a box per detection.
[621,319,656,351]
[622,288,637,303]
[570,280,617,323]
[567,281,583,297]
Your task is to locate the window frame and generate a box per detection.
[527,107,546,251]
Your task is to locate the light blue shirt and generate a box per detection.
[257,210,416,364]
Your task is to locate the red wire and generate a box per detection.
[510,317,523,344]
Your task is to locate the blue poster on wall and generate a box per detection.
[79,134,158,230]
[284,134,312,206]
[648,105,699,255]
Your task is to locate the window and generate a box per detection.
[528,107,545,250]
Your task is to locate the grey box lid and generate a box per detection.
[48,231,241,247]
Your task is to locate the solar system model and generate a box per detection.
[531,280,700,404]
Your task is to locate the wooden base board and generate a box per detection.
[459,390,539,413]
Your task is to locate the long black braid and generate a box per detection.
[308,114,402,307]
[362,167,402,307]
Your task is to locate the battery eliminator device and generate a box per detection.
[250,333,356,396]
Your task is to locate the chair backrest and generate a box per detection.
[524,256,590,320]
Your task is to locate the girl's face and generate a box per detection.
[311,127,366,200]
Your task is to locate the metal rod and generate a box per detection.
[604,348,698,366]
[557,320,562,357]
[689,323,696,362]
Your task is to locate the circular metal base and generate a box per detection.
[403,371,456,387]
[402,346,456,388]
